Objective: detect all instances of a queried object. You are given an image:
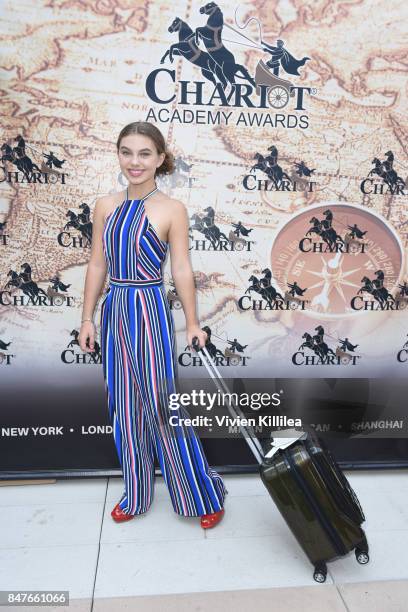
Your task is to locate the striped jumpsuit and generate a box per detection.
[100,186,227,516]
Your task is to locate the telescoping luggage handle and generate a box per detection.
[191,336,307,463]
[191,336,265,464]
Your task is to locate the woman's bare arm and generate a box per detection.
[169,200,207,348]
[79,197,109,352]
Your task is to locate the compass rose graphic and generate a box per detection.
[309,252,352,312]
[271,203,404,318]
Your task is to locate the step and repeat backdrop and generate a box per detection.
[1,0,408,476]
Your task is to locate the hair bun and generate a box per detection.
[156,150,175,176]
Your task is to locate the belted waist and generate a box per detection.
[109,276,163,288]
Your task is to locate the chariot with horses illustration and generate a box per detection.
[226,229,247,250]
[190,207,233,249]
[5,264,48,300]
[367,151,405,190]
[343,232,363,251]
[357,270,395,306]
[46,285,68,305]
[245,268,286,308]
[299,326,360,365]
[223,338,249,365]
[284,281,307,308]
[0,338,11,365]
[167,279,183,309]
[335,337,359,364]
[161,3,310,103]
[398,281,408,301]
[340,223,367,251]
[335,346,353,365]
[284,291,303,309]
[254,59,296,108]
[305,209,368,252]
[46,275,71,306]
[228,220,253,250]
[167,273,203,309]
[1,136,65,178]
[198,326,249,366]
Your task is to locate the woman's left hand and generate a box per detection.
[187,324,208,350]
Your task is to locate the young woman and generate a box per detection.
[79,121,227,528]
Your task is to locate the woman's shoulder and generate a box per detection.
[94,190,127,223]
[96,190,127,207]
[156,192,187,214]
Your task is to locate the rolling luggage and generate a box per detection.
[191,336,370,582]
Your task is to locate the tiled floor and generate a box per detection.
[0,469,407,611]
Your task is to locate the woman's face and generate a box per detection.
[118,133,165,185]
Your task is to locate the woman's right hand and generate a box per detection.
[79,321,96,353]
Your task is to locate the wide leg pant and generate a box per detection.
[100,279,228,516]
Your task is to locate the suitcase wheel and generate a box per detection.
[355,535,370,565]
[313,564,327,583]
[355,549,370,564]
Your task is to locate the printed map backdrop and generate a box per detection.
[1,0,407,473]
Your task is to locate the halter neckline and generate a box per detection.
[126,185,158,202]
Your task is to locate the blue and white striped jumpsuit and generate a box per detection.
[100,186,227,516]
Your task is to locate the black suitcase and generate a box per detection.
[191,336,370,582]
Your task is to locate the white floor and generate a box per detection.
[0,469,407,611]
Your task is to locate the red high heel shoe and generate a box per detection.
[200,508,225,529]
[111,502,135,523]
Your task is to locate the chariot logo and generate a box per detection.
[0,336,15,365]
[145,3,315,128]
[166,278,183,311]
[1,263,74,307]
[178,325,250,367]
[360,151,407,196]
[243,146,317,193]
[0,220,8,246]
[189,206,254,252]
[237,267,310,311]
[299,209,367,254]
[1,135,68,184]
[61,330,101,364]
[159,156,196,190]
[350,270,408,311]
[397,334,408,363]
[292,325,361,366]
[57,202,93,249]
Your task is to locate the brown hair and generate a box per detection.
[116,121,175,176]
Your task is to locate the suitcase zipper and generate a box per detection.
[284,446,347,556]
[305,439,365,524]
